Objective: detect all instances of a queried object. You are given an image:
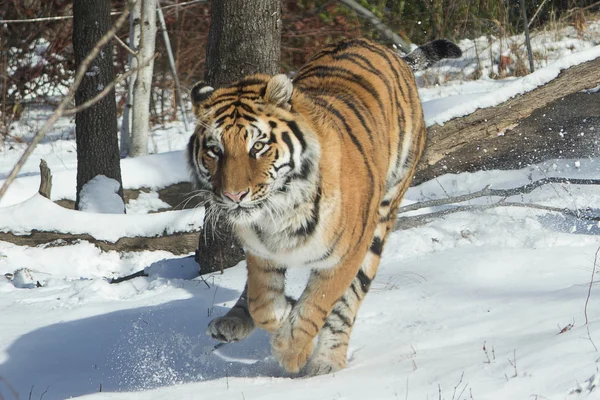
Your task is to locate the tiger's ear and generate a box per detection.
[190,81,214,110]
[264,74,293,110]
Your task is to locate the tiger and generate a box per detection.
[187,38,461,376]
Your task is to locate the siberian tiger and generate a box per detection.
[188,38,461,376]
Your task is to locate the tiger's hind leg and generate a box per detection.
[304,180,410,376]
[206,284,256,343]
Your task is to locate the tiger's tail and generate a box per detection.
[402,39,462,71]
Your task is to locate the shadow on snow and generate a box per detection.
[0,256,284,400]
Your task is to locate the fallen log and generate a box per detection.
[0,229,199,255]
[415,56,600,184]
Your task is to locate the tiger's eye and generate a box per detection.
[208,145,221,156]
[253,142,264,152]
[250,142,265,157]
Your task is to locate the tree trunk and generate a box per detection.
[120,8,136,157]
[73,0,124,211]
[205,0,282,87]
[130,0,158,157]
[198,0,282,273]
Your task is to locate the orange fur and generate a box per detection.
[189,38,426,375]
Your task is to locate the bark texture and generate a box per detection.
[205,0,282,87]
[198,0,282,273]
[73,0,124,210]
[130,0,157,157]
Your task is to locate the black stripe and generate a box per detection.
[323,322,350,336]
[350,282,361,300]
[370,236,384,256]
[299,315,320,333]
[296,326,314,337]
[293,66,384,111]
[330,342,348,350]
[273,162,292,172]
[266,284,284,293]
[214,103,233,117]
[330,309,353,327]
[333,52,394,95]
[262,266,287,274]
[356,269,372,293]
[285,120,307,153]
[339,296,351,309]
[296,159,313,181]
[279,131,296,171]
[294,182,321,236]
[233,78,267,88]
[240,113,257,122]
[314,304,328,316]
[380,200,390,207]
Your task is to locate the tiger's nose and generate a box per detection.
[223,190,249,203]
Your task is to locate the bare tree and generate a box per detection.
[122,0,158,157]
[197,0,282,273]
[73,0,124,211]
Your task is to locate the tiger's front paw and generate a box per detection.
[206,314,255,343]
[270,322,314,373]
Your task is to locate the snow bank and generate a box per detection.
[0,194,204,241]
[422,45,600,126]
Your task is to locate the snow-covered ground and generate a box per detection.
[1,21,600,400]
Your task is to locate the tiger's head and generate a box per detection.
[187,74,319,226]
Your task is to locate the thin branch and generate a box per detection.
[0,377,19,400]
[395,202,600,231]
[0,0,207,24]
[110,269,148,284]
[113,33,137,56]
[528,0,550,28]
[63,52,159,117]
[334,0,410,53]
[398,177,600,214]
[585,245,600,325]
[0,1,136,201]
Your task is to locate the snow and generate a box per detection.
[79,175,125,214]
[421,45,600,126]
[0,194,203,241]
[1,21,600,400]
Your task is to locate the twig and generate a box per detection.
[39,386,49,400]
[483,341,491,364]
[110,269,148,284]
[584,245,600,325]
[334,0,410,53]
[528,0,550,27]
[63,53,159,117]
[451,372,465,400]
[584,245,600,352]
[0,377,20,400]
[396,201,600,231]
[398,177,600,214]
[508,350,518,378]
[0,1,136,201]
[113,33,137,56]
[0,0,207,24]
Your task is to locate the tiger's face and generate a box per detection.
[188,74,318,226]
